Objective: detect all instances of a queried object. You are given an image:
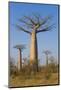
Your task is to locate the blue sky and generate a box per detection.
[9,2,59,65]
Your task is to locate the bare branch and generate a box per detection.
[32,13,40,23]
[36,24,55,33]
[43,50,51,55]
[16,24,31,35]
[24,16,36,25]
[39,15,53,27]
[18,18,33,28]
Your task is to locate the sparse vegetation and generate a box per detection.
[9,10,59,87]
[9,57,59,87]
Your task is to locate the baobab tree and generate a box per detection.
[15,14,54,72]
[14,45,25,71]
[43,50,51,79]
[43,50,51,66]
[43,50,51,67]
[49,56,57,73]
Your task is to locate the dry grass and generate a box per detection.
[9,72,59,87]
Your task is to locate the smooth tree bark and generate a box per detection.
[43,50,51,66]
[17,49,22,71]
[16,14,54,72]
[30,30,38,71]
[43,50,51,78]
[14,45,25,71]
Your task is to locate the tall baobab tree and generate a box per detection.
[14,45,25,71]
[15,14,54,72]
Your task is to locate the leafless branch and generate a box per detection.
[16,24,32,35]
[36,24,55,33]
[24,16,36,25]
[32,13,40,23]
[39,15,53,27]
[18,18,33,28]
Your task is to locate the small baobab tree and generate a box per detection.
[43,50,51,66]
[15,14,54,72]
[43,50,51,79]
[49,56,57,73]
[14,44,25,71]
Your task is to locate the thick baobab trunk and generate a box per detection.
[30,30,38,72]
[17,49,22,71]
